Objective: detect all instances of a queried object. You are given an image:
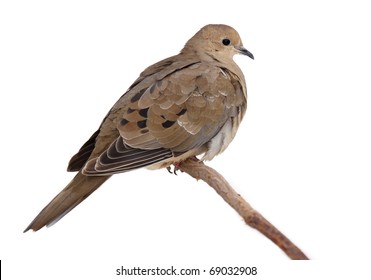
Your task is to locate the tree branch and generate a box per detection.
[179,158,309,260]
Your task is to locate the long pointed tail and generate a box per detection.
[24,171,110,232]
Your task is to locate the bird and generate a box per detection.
[24,24,254,232]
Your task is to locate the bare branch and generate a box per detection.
[179,158,309,260]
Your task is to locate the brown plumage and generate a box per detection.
[24,24,253,232]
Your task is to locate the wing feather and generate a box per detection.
[83,136,173,175]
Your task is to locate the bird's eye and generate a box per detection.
[222,38,231,46]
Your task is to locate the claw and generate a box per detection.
[166,162,182,175]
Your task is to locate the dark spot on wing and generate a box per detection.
[176,108,187,116]
[162,120,176,128]
[139,108,149,118]
[131,88,146,103]
[141,129,149,134]
[127,107,135,114]
[120,118,129,126]
[137,120,147,129]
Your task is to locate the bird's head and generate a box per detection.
[182,24,254,62]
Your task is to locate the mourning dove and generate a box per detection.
[24,24,254,232]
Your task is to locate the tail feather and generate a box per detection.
[24,171,110,232]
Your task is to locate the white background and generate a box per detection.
[1,0,371,279]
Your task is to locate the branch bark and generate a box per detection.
[179,158,309,260]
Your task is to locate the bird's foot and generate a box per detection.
[166,162,182,175]
[166,156,200,175]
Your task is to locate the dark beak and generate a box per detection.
[237,46,254,60]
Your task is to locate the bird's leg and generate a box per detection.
[167,156,200,175]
